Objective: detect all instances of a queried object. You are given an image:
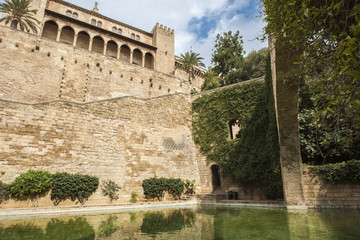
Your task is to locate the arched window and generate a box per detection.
[91,19,96,25]
[73,12,78,19]
[135,35,140,41]
[59,26,75,44]
[132,49,142,65]
[106,40,118,58]
[145,52,154,70]
[92,36,104,54]
[97,21,102,27]
[118,29,122,35]
[131,33,135,39]
[76,31,90,50]
[120,45,130,62]
[66,10,72,17]
[42,21,58,40]
[112,27,117,32]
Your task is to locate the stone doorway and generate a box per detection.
[211,165,221,192]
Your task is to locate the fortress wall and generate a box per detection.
[0,26,198,103]
[0,93,211,208]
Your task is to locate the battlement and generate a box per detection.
[152,23,175,35]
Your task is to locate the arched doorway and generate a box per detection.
[120,45,130,62]
[76,31,90,50]
[211,165,221,191]
[132,49,142,66]
[106,40,118,58]
[42,21,58,40]
[145,52,154,69]
[59,26,75,45]
[92,36,104,54]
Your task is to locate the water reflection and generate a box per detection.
[0,206,359,239]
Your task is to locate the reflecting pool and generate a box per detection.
[1,205,360,239]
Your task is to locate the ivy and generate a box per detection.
[192,56,283,199]
[50,172,99,205]
[308,160,360,184]
[6,170,52,200]
[142,178,184,201]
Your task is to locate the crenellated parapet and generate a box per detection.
[152,23,175,35]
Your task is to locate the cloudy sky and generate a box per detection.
[63,0,267,67]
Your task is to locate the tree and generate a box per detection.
[0,0,40,34]
[262,0,360,138]
[242,47,269,80]
[212,30,245,85]
[200,67,223,91]
[178,51,205,84]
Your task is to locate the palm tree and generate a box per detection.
[0,0,40,34]
[179,51,206,84]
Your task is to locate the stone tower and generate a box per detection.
[152,23,175,74]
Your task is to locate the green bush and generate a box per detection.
[130,191,138,203]
[309,160,360,184]
[101,180,121,201]
[166,178,184,199]
[142,178,167,200]
[50,172,99,205]
[184,179,196,194]
[142,178,184,200]
[0,181,9,204]
[6,170,52,200]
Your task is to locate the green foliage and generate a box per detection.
[45,217,95,240]
[262,0,360,137]
[308,160,360,184]
[0,181,9,204]
[201,68,224,91]
[178,51,205,83]
[6,170,52,200]
[130,191,138,203]
[184,179,196,194]
[142,177,184,201]
[101,180,121,202]
[0,223,44,240]
[0,0,40,34]
[97,216,120,238]
[192,56,283,199]
[241,48,269,80]
[50,172,99,205]
[141,210,195,237]
[212,30,245,85]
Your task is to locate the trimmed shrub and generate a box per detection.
[6,170,52,200]
[50,172,99,205]
[0,181,9,204]
[142,178,184,200]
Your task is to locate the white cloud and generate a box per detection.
[57,0,267,66]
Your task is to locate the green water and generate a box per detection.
[0,206,359,239]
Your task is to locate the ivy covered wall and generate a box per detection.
[191,58,283,199]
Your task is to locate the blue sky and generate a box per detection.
[1,0,267,67]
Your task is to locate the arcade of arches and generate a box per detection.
[41,21,155,70]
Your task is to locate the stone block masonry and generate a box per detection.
[0,94,211,208]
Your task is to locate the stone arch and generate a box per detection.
[76,31,90,50]
[92,36,104,54]
[211,165,221,192]
[120,45,130,62]
[42,20,58,40]
[106,40,118,58]
[59,26,75,45]
[145,52,154,70]
[132,48,142,66]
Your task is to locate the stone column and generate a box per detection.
[117,47,120,59]
[56,28,62,42]
[88,38,93,51]
[103,43,107,56]
[130,51,133,64]
[73,34,78,47]
[142,55,145,67]
[269,38,306,209]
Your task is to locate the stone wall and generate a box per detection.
[0,93,212,208]
[303,168,360,208]
[0,26,199,103]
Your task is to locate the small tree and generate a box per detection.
[0,0,40,34]
[101,180,121,202]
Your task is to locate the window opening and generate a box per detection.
[91,19,96,25]
[73,13,78,19]
[66,10,72,17]
[97,21,102,27]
